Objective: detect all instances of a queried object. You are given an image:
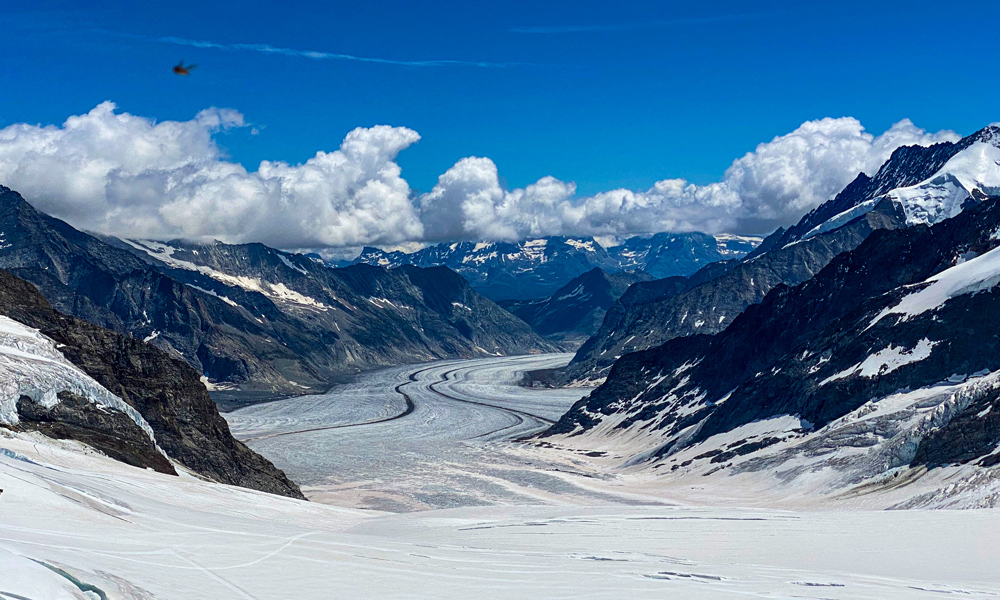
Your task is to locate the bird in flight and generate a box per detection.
[173,61,197,75]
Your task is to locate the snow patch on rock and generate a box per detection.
[871,245,1000,326]
[820,338,938,385]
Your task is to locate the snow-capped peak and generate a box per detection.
[886,139,1000,226]
[794,129,1000,244]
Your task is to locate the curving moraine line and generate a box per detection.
[241,366,429,441]
[426,366,555,439]
[243,359,557,442]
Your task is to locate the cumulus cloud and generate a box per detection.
[0,102,424,247]
[420,117,960,240]
[0,104,961,249]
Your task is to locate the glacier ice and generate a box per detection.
[0,314,157,442]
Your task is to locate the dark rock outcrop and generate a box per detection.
[912,388,1000,469]
[17,391,175,475]
[0,269,304,498]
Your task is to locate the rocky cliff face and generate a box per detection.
[0,186,554,398]
[0,268,304,498]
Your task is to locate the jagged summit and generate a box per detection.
[779,125,1000,247]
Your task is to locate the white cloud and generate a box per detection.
[420,117,960,240]
[0,104,961,248]
[0,102,424,247]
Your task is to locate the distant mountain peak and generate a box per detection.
[355,233,759,301]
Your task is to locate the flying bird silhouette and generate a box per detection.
[172,61,197,75]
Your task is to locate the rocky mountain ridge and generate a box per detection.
[542,195,1000,507]
[562,125,1000,385]
[0,186,554,400]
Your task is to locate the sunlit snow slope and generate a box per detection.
[2,429,1000,600]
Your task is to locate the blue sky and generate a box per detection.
[1,0,998,248]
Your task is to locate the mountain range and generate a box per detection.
[561,124,1000,385]
[0,186,555,401]
[353,233,759,301]
[540,125,1000,506]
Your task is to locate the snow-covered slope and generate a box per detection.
[3,419,1000,599]
[888,139,1000,225]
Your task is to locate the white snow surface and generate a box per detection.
[276,252,309,275]
[820,338,938,385]
[2,355,1000,597]
[2,355,1000,598]
[0,315,156,442]
[563,238,596,252]
[871,244,1000,326]
[2,431,999,600]
[800,198,880,241]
